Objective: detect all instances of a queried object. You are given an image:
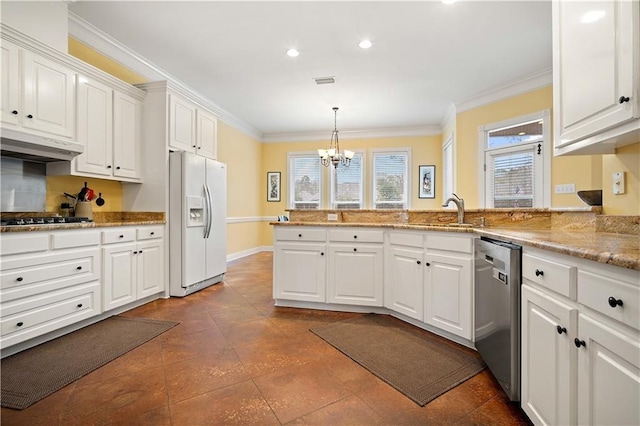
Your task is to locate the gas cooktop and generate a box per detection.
[0,216,92,226]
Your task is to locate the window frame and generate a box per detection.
[442,134,455,205]
[329,149,365,209]
[478,110,551,208]
[370,147,411,210]
[287,151,324,210]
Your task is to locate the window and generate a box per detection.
[288,153,322,209]
[480,111,550,208]
[372,149,410,209]
[442,136,454,203]
[330,151,364,209]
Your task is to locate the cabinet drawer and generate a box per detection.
[523,253,576,298]
[0,282,101,347]
[0,233,49,256]
[329,228,384,243]
[0,248,100,301]
[51,230,100,249]
[102,228,136,244]
[426,234,473,254]
[389,231,424,248]
[578,269,640,331]
[276,227,326,242]
[137,226,164,241]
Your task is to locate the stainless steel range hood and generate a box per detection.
[1,127,83,162]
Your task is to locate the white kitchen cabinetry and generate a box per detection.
[1,39,75,139]
[424,234,474,340]
[521,246,640,426]
[521,284,577,426]
[553,0,640,155]
[48,77,144,182]
[273,227,326,303]
[102,226,164,311]
[0,230,101,348]
[327,228,383,307]
[385,232,425,321]
[169,93,197,152]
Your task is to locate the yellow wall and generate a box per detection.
[602,142,640,215]
[46,176,122,213]
[68,38,147,85]
[456,86,602,208]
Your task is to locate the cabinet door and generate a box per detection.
[136,240,163,299]
[103,243,136,311]
[22,50,75,138]
[1,40,20,126]
[521,285,576,426]
[424,252,472,339]
[577,314,640,426]
[113,91,142,179]
[328,244,383,306]
[75,76,113,176]
[196,108,217,159]
[168,94,196,152]
[385,247,423,320]
[274,243,326,302]
[553,0,639,148]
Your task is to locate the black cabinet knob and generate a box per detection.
[11,110,18,114]
[353,235,358,239]
[133,251,138,254]
[353,248,357,252]
[535,269,544,277]
[197,146,201,149]
[16,277,23,282]
[192,145,197,148]
[417,260,421,265]
[426,262,431,266]
[150,232,155,235]
[119,235,124,238]
[556,325,567,335]
[574,338,586,348]
[298,234,302,238]
[107,165,112,169]
[139,250,143,253]
[619,96,630,104]
[26,114,33,118]
[77,303,83,308]
[76,266,82,270]
[608,297,623,308]
[116,166,121,170]
[17,322,23,327]
[320,252,324,256]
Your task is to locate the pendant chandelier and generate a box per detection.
[318,107,354,168]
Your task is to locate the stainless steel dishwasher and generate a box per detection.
[474,236,522,401]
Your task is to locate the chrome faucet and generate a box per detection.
[442,193,465,224]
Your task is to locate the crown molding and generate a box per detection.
[455,67,552,114]
[262,125,441,143]
[68,12,262,140]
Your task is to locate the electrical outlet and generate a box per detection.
[613,172,626,195]
[555,184,576,194]
[327,213,338,221]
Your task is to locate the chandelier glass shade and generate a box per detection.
[318,107,354,168]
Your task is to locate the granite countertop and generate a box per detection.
[0,212,165,233]
[272,221,640,271]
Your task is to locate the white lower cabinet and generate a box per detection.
[521,284,576,426]
[102,226,164,311]
[385,246,424,320]
[576,313,640,426]
[328,244,383,306]
[274,242,326,303]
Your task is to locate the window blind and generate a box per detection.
[373,152,408,209]
[289,155,321,209]
[331,153,363,209]
[487,149,534,208]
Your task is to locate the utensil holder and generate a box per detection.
[75,201,93,220]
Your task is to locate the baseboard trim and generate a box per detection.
[227,246,273,263]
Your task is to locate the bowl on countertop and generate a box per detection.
[577,190,602,206]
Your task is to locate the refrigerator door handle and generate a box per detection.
[204,183,213,238]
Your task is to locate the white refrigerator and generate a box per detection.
[169,151,227,297]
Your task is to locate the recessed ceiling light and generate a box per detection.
[286,49,299,57]
[358,40,372,49]
[580,10,606,24]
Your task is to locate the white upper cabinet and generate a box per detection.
[112,91,142,180]
[167,92,218,160]
[75,77,113,176]
[1,40,75,139]
[553,0,640,155]
[196,108,218,160]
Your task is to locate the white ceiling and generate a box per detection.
[68,1,552,140]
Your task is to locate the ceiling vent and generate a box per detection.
[314,76,336,85]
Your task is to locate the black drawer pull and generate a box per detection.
[353,235,358,239]
[298,234,302,238]
[16,277,23,282]
[425,262,431,266]
[574,338,586,348]
[608,297,623,308]
[26,114,33,119]
[134,251,138,254]
[619,95,630,104]
[77,303,83,308]
[116,166,121,170]
[76,266,82,270]
[556,325,567,335]
[353,248,357,252]
[139,250,143,253]
[11,110,18,114]
[150,232,155,235]
[17,322,23,327]
[107,165,112,169]
[119,235,124,238]
[417,260,421,265]
[535,269,544,277]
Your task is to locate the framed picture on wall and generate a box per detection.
[419,165,435,199]
[267,171,281,202]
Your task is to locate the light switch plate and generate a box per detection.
[327,213,338,221]
[555,183,576,194]
[613,172,626,195]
